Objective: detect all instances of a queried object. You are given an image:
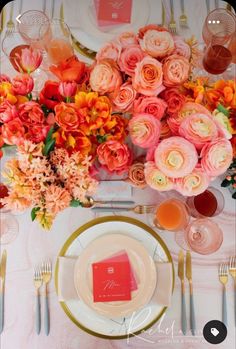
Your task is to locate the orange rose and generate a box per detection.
[50,55,87,83]
[89,60,122,94]
[54,102,83,131]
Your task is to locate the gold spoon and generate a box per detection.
[82,197,135,208]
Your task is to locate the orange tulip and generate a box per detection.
[50,55,87,83]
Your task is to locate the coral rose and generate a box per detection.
[20,47,42,73]
[97,140,132,173]
[154,136,198,178]
[110,83,137,111]
[173,36,191,60]
[140,29,175,58]
[96,42,121,62]
[26,125,50,143]
[129,113,161,148]
[118,45,146,76]
[133,96,167,120]
[54,102,82,131]
[144,161,174,191]
[179,113,219,150]
[50,55,87,82]
[133,56,164,96]
[200,138,233,176]
[163,55,190,87]
[161,88,186,116]
[2,118,25,145]
[116,32,138,47]
[0,101,18,123]
[175,166,210,196]
[18,101,44,125]
[12,74,34,95]
[90,60,122,94]
[39,81,63,110]
[128,162,146,188]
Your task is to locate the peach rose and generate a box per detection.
[128,162,147,188]
[163,55,190,87]
[54,102,82,131]
[18,101,44,125]
[89,60,122,94]
[160,118,172,139]
[175,166,210,196]
[2,118,25,145]
[118,45,146,76]
[116,32,138,47]
[133,56,164,96]
[179,113,218,150]
[133,96,167,120]
[173,36,191,60]
[97,140,132,173]
[0,101,18,123]
[12,74,34,95]
[138,25,168,39]
[161,88,186,116]
[154,136,198,178]
[140,29,175,58]
[144,161,174,191]
[110,82,137,111]
[200,138,233,176]
[129,113,161,148]
[96,42,122,62]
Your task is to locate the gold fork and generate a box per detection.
[168,0,177,34]
[179,0,188,28]
[219,263,228,326]
[229,256,236,325]
[41,260,52,336]
[33,268,42,335]
[5,1,15,36]
[92,204,156,214]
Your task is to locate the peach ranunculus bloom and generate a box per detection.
[154,136,198,178]
[133,56,164,96]
[200,138,233,177]
[18,101,44,125]
[163,54,190,87]
[12,74,34,95]
[0,100,18,123]
[44,185,71,215]
[96,42,122,62]
[129,113,161,148]
[133,96,167,120]
[140,29,175,58]
[116,31,139,48]
[144,161,174,191]
[90,60,122,94]
[97,140,132,174]
[179,113,219,150]
[110,82,137,111]
[118,45,146,76]
[2,118,25,145]
[20,47,42,73]
[175,166,210,196]
[173,36,191,60]
[54,102,83,131]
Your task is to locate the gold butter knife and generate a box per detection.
[178,250,187,335]
[0,250,7,334]
[186,250,196,336]
[0,7,5,33]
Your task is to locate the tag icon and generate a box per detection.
[211,328,219,337]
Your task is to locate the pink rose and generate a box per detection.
[118,45,146,76]
[116,32,138,48]
[20,47,42,73]
[163,54,190,87]
[2,118,25,145]
[97,140,132,174]
[110,82,137,111]
[133,96,167,121]
[173,36,191,60]
[12,74,34,95]
[161,88,186,116]
[26,125,50,143]
[154,136,198,178]
[129,113,161,148]
[140,29,175,58]
[200,138,233,176]
[18,101,45,125]
[0,101,18,123]
[96,42,121,62]
[144,161,174,191]
[89,60,122,94]
[59,81,77,98]
[133,56,164,96]
[175,166,210,196]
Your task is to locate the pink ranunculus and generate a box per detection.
[118,45,146,76]
[96,42,122,62]
[116,32,139,48]
[133,96,167,121]
[129,113,161,148]
[2,118,25,145]
[133,56,164,96]
[0,74,11,83]
[173,36,191,60]
[26,125,50,143]
[18,101,45,125]
[59,81,77,98]
[97,140,132,174]
[179,113,218,150]
[200,138,233,176]
[175,166,210,196]
[110,82,137,111]
[89,60,122,94]
[154,136,198,178]
[161,88,186,116]
[144,161,174,191]
[20,47,43,73]
[163,54,190,87]
[140,29,175,58]
[0,101,18,123]
[12,74,34,95]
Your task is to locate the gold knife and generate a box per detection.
[178,250,187,335]
[0,7,5,33]
[0,249,7,334]
[186,250,196,336]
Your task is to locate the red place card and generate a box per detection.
[92,261,131,302]
[94,0,132,26]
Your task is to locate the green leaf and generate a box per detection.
[217,104,229,117]
[221,179,231,187]
[45,126,55,144]
[70,199,82,207]
[96,135,107,144]
[43,139,55,156]
[31,207,40,221]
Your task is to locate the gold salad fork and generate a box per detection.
[219,263,228,326]
[179,0,188,28]
[5,1,15,36]
[34,268,42,335]
[168,0,177,34]
[41,260,52,336]
[92,204,156,214]
[229,256,236,325]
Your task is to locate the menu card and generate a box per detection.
[94,0,132,26]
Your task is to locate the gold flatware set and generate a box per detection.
[0,250,7,334]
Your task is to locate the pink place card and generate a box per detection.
[94,0,132,26]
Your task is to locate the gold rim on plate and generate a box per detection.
[55,215,175,340]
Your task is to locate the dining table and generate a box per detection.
[0,0,236,348]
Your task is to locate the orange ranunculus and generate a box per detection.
[49,55,87,83]
[53,129,91,155]
[55,102,83,131]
